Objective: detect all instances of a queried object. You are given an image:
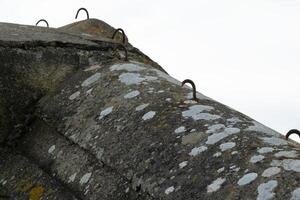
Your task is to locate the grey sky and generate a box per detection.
[1,0,299,141]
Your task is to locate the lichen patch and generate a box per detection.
[257,180,278,200]
[249,155,265,163]
[99,106,113,119]
[257,147,274,154]
[271,159,300,172]
[119,73,157,85]
[291,188,300,200]
[182,105,220,121]
[274,150,298,158]
[237,173,258,186]
[260,137,288,146]
[124,90,140,99]
[165,186,175,195]
[80,173,92,185]
[219,142,236,152]
[68,173,77,183]
[179,161,188,169]
[81,73,101,87]
[206,128,240,145]
[135,103,149,111]
[142,111,156,121]
[110,63,145,72]
[262,167,281,177]
[69,91,80,100]
[174,126,186,134]
[207,178,226,193]
[189,146,208,156]
[48,145,55,154]
[182,132,202,145]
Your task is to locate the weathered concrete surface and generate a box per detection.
[0,147,78,199]
[0,19,300,200]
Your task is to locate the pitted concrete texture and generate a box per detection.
[0,19,299,200]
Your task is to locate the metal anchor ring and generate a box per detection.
[36,19,49,27]
[75,8,89,20]
[182,79,197,100]
[112,28,126,44]
[286,129,300,140]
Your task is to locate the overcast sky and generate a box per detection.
[1,0,299,142]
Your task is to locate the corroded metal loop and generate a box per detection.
[75,8,89,19]
[117,44,128,61]
[286,129,300,140]
[182,79,197,100]
[35,19,49,27]
[112,28,126,44]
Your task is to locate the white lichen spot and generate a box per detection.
[206,128,240,145]
[291,188,300,200]
[142,111,156,121]
[1,180,7,185]
[207,178,226,193]
[81,73,101,87]
[174,126,186,134]
[86,88,93,95]
[80,173,92,185]
[246,121,279,136]
[110,63,145,72]
[217,167,225,173]
[184,100,197,104]
[189,146,208,156]
[179,161,188,169]
[271,159,300,172]
[213,152,222,157]
[84,64,101,71]
[119,73,157,85]
[165,186,175,195]
[99,106,113,119]
[257,180,278,200]
[124,90,140,99]
[206,124,225,134]
[257,147,274,154]
[274,150,298,158]
[69,91,80,100]
[152,69,182,86]
[249,155,265,163]
[262,167,281,177]
[227,117,242,124]
[220,142,236,152]
[237,173,258,186]
[48,145,55,154]
[231,151,238,155]
[135,103,149,111]
[165,98,172,102]
[182,105,220,121]
[68,173,77,183]
[260,137,288,146]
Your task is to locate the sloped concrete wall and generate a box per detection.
[0,19,299,200]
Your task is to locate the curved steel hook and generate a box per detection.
[117,44,128,61]
[286,129,300,140]
[35,19,49,27]
[75,8,89,19]
[182,79,197,100]
[112,28,126,44]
